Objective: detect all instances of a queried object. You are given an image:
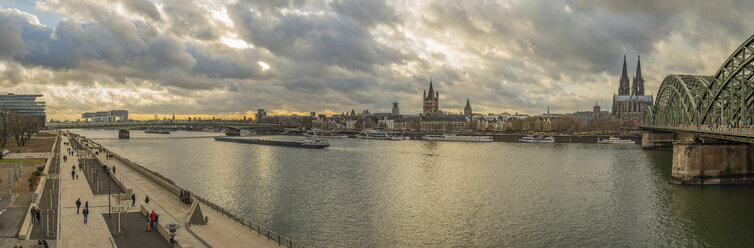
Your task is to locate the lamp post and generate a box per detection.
[107,167,111,216]
[165,223,181,247]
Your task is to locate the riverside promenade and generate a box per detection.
[65,133,284,248]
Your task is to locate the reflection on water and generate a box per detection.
[73,129,754,247]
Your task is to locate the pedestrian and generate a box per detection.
[149,211,156,231]
[112,166,116,174]
[30,207,36,224]
[85,201,88,210]
[153,213,159,231]
[145,195,150,204]
[71,170,75,179]
[76,173,78,180]
[35,208,40,223]
[131,193,136,206]
[78,163,81,170]
[75,198,81,214]
[145,214,151,231]
[71,165,75,171]
[42,240,48,248]
[82,207,89,224]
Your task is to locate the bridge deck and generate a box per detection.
[641,125,754,143]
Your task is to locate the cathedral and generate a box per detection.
[423,78,439,116]
[612,55,653,124]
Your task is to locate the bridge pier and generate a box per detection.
[672,141,754,185]
[225,128,240,136]
[118,129,130,139]
[641,131,675,149]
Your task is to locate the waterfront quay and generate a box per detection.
[49,132,295,247]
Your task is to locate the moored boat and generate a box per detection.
[598,136,635,144]
[305,130,348,138]
[422,134,493,142]
[518,136,555,143]
[145,129,170,134]
[357,130,407,140]
[214,137,329,148]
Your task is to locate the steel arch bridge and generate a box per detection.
[645,34,754,126]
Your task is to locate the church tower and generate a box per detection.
[618,55,630,95]
[423,78,439,116]
[632,55,644,96]
[464,99,472,116]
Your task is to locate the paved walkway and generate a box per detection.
[85,138,282,247]
[58,138,116,247]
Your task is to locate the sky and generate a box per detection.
[0,0,753,121]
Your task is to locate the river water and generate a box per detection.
[71,129,754,247]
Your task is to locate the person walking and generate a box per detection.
[131,193,136,207]
[82,207,89,224]
[145,214,151,231]
[71,170,75,180]
[71,165,75,171]
[145,195,150,204]
[85,201,88,210]
[75,199,81,214]
[30,207,36,224]
[35,208,41,223]
[112,166,116,174]
[149,211,156,231]
[153,213,159,231]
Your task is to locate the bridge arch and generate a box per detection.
[646,34,754,126]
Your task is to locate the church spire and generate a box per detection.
[632,55,644,96]
[427,77,434,100]
[619,55,630,95]
[464,99,472,116]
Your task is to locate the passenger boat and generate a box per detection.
[597,136,635,144]
[518,136,555,143]
[305,130,348,138]
[422,134,493,142]
[214,137,329,148]
[145,129,170,134]
[357,130,408,140]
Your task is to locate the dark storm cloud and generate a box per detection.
[162,0,224,40]
[0,9,78,69]
[227,1,409,72]
[118,0,161,21]
[331,0,399,28]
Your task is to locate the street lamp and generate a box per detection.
[165,223,181,247]
[106,167,111,219]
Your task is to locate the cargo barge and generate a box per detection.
[145,130,170,134]
[214,137,329,149]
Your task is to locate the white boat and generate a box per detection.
[305,130,348,138]
[518,136,555,143]
[422,134,493,142]
[357,130,406,140]
[598,136,635,144]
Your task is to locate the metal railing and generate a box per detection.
[192,194,307,248]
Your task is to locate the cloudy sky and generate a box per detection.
[0,0,753,120]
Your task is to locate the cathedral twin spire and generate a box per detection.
[619,55,644,96]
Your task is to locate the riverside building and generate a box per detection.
[0,93,46,127]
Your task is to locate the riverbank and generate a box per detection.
[71,132,298,248]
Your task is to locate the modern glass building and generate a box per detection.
[82,110,129,122]
[0,93,46,126]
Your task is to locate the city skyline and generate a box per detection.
[1,1,754,121]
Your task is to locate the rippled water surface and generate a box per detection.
[72,129,754,247]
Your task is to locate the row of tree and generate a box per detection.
[0,107,41,147]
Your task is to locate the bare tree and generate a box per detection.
[12,115,38,146]
[0,107,10,147]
